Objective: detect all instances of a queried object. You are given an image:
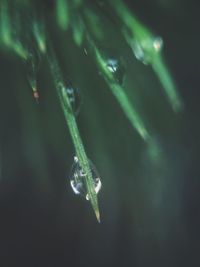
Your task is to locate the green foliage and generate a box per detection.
[0,0,183,222]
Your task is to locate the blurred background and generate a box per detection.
[0,0,200,266]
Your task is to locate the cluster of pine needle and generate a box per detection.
[0,0,183,222]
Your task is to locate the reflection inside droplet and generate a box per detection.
[70,156,102,200]
[107,58,118,72]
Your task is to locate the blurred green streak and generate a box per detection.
[56,0,69,31]
[152,55,183,112]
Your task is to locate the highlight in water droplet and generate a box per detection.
[107,58,118,72]
[70,156,102,200]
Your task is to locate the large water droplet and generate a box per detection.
[132,36,163,65]
[70,156,102,200]
[106,57,126,85]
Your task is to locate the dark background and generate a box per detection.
[0,0,200,266]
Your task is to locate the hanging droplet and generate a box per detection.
[70,156,102,200]
[132,36,163,65]
[106,57,126,85]
[63,86,82,116]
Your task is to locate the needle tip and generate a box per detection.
[95,210,101,223]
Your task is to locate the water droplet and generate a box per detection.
[132,36,163,64]
[106,57,126,85]
[64,86,82,116]
[70,156,102,200]
[153,37,163,52]
[107,58,118,73]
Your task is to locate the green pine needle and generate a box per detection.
[47,43,100,222]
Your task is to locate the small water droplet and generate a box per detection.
[153,37,163,52]
[64,86,82,116]
[132,36,163,64]
[106,57,126,85]
[70,156,102,200]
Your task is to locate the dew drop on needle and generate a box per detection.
[106,57,126,85]
[132,36,163,64]
[70,156,102,200]
[64,86,82,116]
